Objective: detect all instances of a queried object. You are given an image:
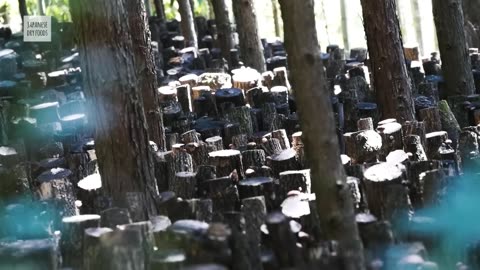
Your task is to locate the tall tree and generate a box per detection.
[144,0,152,16]
[37,0,45,15]
[70,0,159,216]
[433,0,475,97]
[211,0,233,64]
[410,0,424,54]
[360,0,415,123]
[178,0,198,48]
[232,0,266,72]
[153,0,166,20]
[126,0,167,151]
[278,0,366,269]
[272,0,281,38]
[18,0,28,22]
[340,0,349,51]
[463,0,480,50]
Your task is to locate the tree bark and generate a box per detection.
[432,0,475,97]
[18,0,28,22]
[126,0,166,152]
[278,1,365,269]
[360,0,415,123]
[232,0,266,72]
[463,0,480,49]
[178,0,198,48]
[70,0,159,216]
[38,0,45,15]
[410,0,424,54]
[210,0,233,65]
[340,0,349,51]
[272,0,281,37]
[153,0,166,20]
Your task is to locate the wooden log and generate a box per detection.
[97,228,145,270]
[241,149,266,171]
[193,93,218,117]
[406,160,442,209]
[357,117,374,131]
[231,134,248,150]
[344,130,382,164]
[0,239,60,269]
[419,169,446,207]
[122,192,150,222]
[262,71,274,89]
[271,129,290,150]
[163,103,182,127]
[30,101,60,125]
[425,131,448,160]
[404,135,428,162]
[179,74,198,88]
[196,165,217,189]
[241,196,267,270]
[208,149,244,179]
[272,67,291,90]
[170,171,197,199]
[35,168,76,220]
[83,227,114,270]
[402,121,427,151]
[181,130,201,144]
[278,169,311,199]
[346,176,362,210]
[222,211,257,270]
[215,88,245,109]
[61,214,100,269]
[197,73,232,90]
[225,106,254,135]
[200,176,239,213]
[267,148,301,177]
[363,163,411,221]
[117,221,156,266]
[206,136,224,152]
[165,151,194,191]
[291,131,306,168]
[419,107,442,133]
[76,173,103,214]
[192,86,212,100]
[261,137,283,156]
[176,84,193,113]
[237,177,276,210]
[100,207,132,229]
[261,103,277,132]
[377,121,403,160]
[265,211,304,268]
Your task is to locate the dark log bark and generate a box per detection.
[222,211,255,270]
[357,118,374,131]
[344,130,382,164]
[97,229,146,270]
[177,85,193,113]
[170,171,197,199]
[419,169,446,207]
[61,214,101,268]
[200,176,239,213]
[404,135,428,162]
[178,0,198,48]
[377,121,404,160]
[225,106,254,135]
[208,149,244,179]
[278,1,365,268]
[127,0,167,152]
[360,0,415,122]
[241,149,266,171]
[406,160,442,209]
[433,0,475,97]
[83,227,114,270]
[291,131,306,169]
[206,136,224,152]
[232,0,266,72]
[210,0,233,65]
[402,121,427,151]
[153,0,166,19]
[18,0,28,21]
[363,163,411,221]
[425,131,448,160]
[165,151,194,190]
[463,0,480,49]
[241,196,266,270]
[266,148,300,177]
[100,207,132,229]
[70,0,159,216]
[186,142,210,170]
[278,169,311,199]
[237,177,276,210]
[117,221,156,266]
[419,107,442,133]
[438,100,461,147]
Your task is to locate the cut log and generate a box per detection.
[357,117,374,131]
[225,106,254,135]
[237,177,276,210]
[363,163,411,221]
[100,207,132,229]
[267,148,301,177]
[208,150,244,179]
[404,135,428,162]
[402,121,427,151]
[241,149,266,171]
[83,227,114,270]
[344,130,382,164]
[181,130,201,144]
[377,122,403,160]
[0,239,60,269]
[97,228,146,270]
[61,214,101,268]
[117,221,156,266]
[176,85,193,113]
[206,136,224,152]
[241,196,267,270]
[271,129,290,150]
[215,88,245,108]
[291,131,306,168]
[278,169,311,199]
[419,107,442,133]
[419,169,446,207]
[425,131,448,160]
[200,176,239,213]
[438,100,461,147]
[170,171,197,199]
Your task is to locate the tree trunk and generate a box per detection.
[153,0,166,20]
[410,0,424,54]
[211,0,233,65]
[70,0,159,216]
[38,0,45,15]
[360,0,415,123]
[232,0,266,72]
[272,0,281,38]
[18,0,28,22]
[340,0,349,51]
[432,0,475,97]
[178,0,198,48]
[126,0,166,151]
[463,0,480,49]
[144,0,151,16]
[278,1,366,269]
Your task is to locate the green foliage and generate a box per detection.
[26,0,71,22]
[0,1,10,24]
[163,0,210,20]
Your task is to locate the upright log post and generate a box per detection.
[360,0,415,123]
[432,0,475,97]
[178,0,198,49]
[211,0,234,65]
[278,0,365,269]
[232,0,266,72]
